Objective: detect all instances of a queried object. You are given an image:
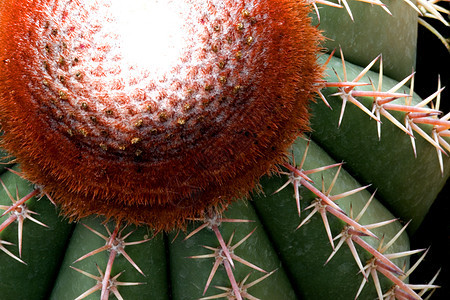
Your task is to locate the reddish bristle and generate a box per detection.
[0,0,322,231]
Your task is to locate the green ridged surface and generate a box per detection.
[251,138,410,299]
[169,200,297,300]
[50,218,169,300]
[316,0,418,81]
[0,165,73,300]
[310,55,450,234]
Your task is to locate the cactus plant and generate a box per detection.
[0,0,449,300]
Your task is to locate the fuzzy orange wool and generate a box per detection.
[0,0,322,231]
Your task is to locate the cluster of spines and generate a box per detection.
[0,1,448,299]
[320,49,449,173]
[172,18,449,296]
[312,0,449,49]
[158,44,447,298]
[69,223,150,300]
[172,139,441,299]
[0,151,441,300]
[279,156,440,300]
[0,173,47,263]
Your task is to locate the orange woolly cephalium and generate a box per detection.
[0,0,322,231]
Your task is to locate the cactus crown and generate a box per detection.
[0,0,322,231]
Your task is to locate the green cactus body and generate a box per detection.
[0,0,449,300]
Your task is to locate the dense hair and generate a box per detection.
[0,0,322,231]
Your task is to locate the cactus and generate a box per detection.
[0,1,448,300]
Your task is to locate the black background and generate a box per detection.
[411,7,449,300]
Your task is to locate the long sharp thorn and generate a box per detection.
[376,58,383,93]
[123,237,151,246]
[300,179,343,212]
[315,0,343,8]
[384,248,426,260]
[272,178,292,195]
[355,268,371,300]
[433,131,444,174]
[377,109,382,139]
[304,162,343,175]
[74,245,110,263]
[212,225,234,269]
[384,104,441,114]
[184,223,208,240]
[325,236,346,265]
[440,111,450,122]
[233,255,267,274]
[348,55,381,91]
[418,0,449,25]
[317,90,332,109]
[403,0,422,14]
[297,207,318,230]
[231,228,256,250]
[294,180,301,216]
[352,236,403,275]
[100,250,116,300]
[25,214,49,228]
[81,223,109,241]
[338,97,347,127]
[377,265,422,300]
[340,0,354,20]
[371,268,384,300]
[71,265,100,280]
[4,168,25,178]
[416,87,446,108]
[326,206,377,238]
[413,118,450,128]
[351,91,410,98]
[326,164,342,195]
[364,218,397,230]
[339,48,347,81]
[0,179,16,204]
[387,72,415,94]
[320,209,334,249]
[419,269,441,297]
[403,248,430,279]
[316,49,337,87]
[75,285,102,300]
[438,135,450,153]
[324,82,370,88]
[381,109,414,137]
[203,260,221,295]
[223,259,242,300]
[245,270,277,289]
[330,185,370,201]
[120,250,146,276]
[200,293,229,300]
[0,242,26,264]
[18,218,23,257]
[220,218,254,223]
[348,96,381,122]
[409,283,440,290]
[346,239,367,281]
[299,139,310,170]
[409,122,446,153]
[0,215,16,233]
[355,190,376,222]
